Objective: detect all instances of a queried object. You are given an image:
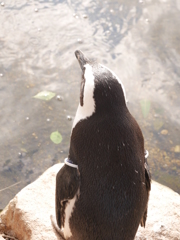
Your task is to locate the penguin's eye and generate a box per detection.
[80,74,85,106]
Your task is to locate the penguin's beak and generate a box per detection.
[75,50,88,71]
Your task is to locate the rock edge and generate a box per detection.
[0,163,180,240]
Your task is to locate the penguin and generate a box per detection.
[52,50,151,240]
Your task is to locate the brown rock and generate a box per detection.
[161,129,168,135]
[136,181,180,239]
[0,164,64,240]
[0,163,180,240]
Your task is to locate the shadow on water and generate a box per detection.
[0,0,179,208]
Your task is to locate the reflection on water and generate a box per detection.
[0,0,180,208]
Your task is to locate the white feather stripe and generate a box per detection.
[72,64,95,129]
[64,194,78,238]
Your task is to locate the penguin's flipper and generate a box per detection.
[140,208,147,227]
[144,161,151,192]
[141,155,151,227]
[55,165,80,230]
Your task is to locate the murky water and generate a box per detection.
[0,0,180,208]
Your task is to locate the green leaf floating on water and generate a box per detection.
[140,99,151,118]
[50,131,62,144]
[21,148,27,153]
[153,119,164,131]
[33,91,56,101]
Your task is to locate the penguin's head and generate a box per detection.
[73,50,126,128]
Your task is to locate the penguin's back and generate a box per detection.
[68,109,148,240]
